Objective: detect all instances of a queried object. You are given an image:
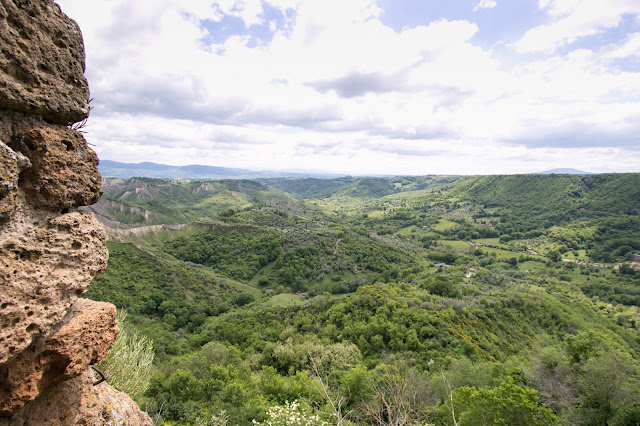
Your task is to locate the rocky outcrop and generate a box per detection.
[0,299,117,416]
[2,112,102,210]
[0,0,90,124]
[3,369,152,426]
[0,211,108,369]
[0,1,151,424]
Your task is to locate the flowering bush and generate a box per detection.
[252,400,327,426]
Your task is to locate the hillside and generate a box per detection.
[86,173,640,425]
[258,177,359,199]
[89,177,295,226]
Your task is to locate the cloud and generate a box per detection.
[512,0,640,53]
[54,0,640,174]
[600,32,640,61]
[359,139,450,157]
[474,0,497,12]
[507,122,640,150]
[308,71,401,97]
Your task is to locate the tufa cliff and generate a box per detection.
[0,1,152,424]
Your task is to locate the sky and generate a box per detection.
[55,0,640,176]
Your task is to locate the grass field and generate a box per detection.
[226,278,264,298]
[478,246,522,259]
[433,219,457,231]
[381,189,430,201]
[367,210,386,219]
[249,261,277,286]
[563,249,589,260]
[266,293,306,307]
[439,240,474,251]
[517,260,548,273]
[397,225,420,236]
[473,238,509,249]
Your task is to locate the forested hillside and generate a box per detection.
[86,173,640,425]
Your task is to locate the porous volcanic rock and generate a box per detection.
[1,111,102,211]
[0,298,117,415]
[0,0,152,423]
[0,368,153,426]
[0,0,90,124]
[0,138,29,224]
[0,141,19,223]
[93,380,155,426]
[0,210,108,368]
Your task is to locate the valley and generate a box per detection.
[85,173,640,425]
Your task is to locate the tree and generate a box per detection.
[273,338,362,375]
[524,347,575,417]
[306,357,352,426]
[360,361,434,426]
[547,250,562,262]
[565,331,598,365]
[619,263,636,275]
[574,352,640,425]
[454,381,557,426]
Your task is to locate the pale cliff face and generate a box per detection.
[0,1,150,424]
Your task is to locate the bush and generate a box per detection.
[620,264,636,275]
[96,310,154,399]
[452,381,557,426]
[252,400,327,425]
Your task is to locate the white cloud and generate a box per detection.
[600,32,640,60]
[474,0,497,12]
[512,0,640,53]
[54,0,640,174]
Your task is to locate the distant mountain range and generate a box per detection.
[538,168,592,175]
[99,160,596,180]
[98,160,340,179]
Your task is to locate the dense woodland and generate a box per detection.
[87,173,640,425]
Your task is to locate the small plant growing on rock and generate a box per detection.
[96,310,154,400]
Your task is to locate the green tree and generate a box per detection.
[272,337,362,375]
[574,352,640,426]
[565,331,598,365]
[454,381,558,426]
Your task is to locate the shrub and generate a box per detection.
[453,381,557,426]
[198,411,230,426]
[252,400,327,425]
[96,310,154,399]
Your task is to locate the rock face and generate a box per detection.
[2,369,153,426]
[0,299,116,416]
[0,0,90,124]
[2,111,102,211]
[0,1,152,424]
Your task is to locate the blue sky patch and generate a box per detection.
[554,13,640,56]
[378,0,548,48]
[199,3,294,48]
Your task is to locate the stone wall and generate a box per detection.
[0,1,151,424]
